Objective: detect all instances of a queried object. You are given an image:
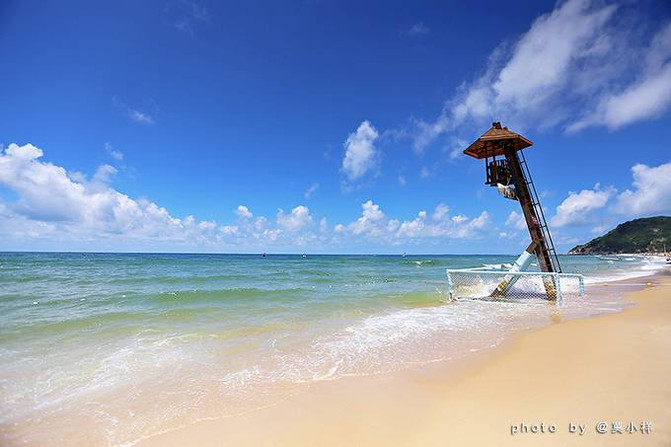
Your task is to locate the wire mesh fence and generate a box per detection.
[446,269,585,303]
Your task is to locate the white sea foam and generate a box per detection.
[583,256,667,284]
[482,263,513,270]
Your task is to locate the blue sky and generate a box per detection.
[0,0,670,254]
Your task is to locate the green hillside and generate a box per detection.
[569,216,671,254]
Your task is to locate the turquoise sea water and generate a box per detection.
[0,252,666,446]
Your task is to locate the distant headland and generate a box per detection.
[569,216,671,255]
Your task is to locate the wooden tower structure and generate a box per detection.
[463,122,561,274]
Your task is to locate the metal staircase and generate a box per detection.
[519,150,562,273]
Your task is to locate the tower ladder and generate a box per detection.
[518,150,562,273]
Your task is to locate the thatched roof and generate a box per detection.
[463,122,533,159]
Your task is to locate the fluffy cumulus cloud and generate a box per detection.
[0,144,305,249]
[276,205,313,232]
[0,144,199,242]
[341,121,379,182]
[235,205,253,219]
[348,200,387,236]
[551,183,616,227]
[0,143,499,251]
[505,211,527,230]
[342,200,491,244]
[615,162,671,216]
[410,0,671,152]
[548,161,671,233]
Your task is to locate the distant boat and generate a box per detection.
[262,252,267,258]
[302,253,307,258]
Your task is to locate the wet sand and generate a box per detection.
[139,271,671,447]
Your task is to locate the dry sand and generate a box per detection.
[139,272,671,447]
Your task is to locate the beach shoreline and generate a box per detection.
[138,268,671,447]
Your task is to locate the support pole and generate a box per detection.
[491,242,536,298]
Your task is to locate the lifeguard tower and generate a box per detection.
[446,123,584,302]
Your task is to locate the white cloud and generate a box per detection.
[0,143,189,236]
[410,0,671,152]
[386,218,400,233]
[0,144,323,250]
[492,0,616,111]
[590,224,609,234]
[165,0,210,33]
[397,210,426,238]
[432,203,449,221]
[551,183,615,227]
[505,211,527,230]
[198,220,216,230]
[615,162,671,216]
[598,65,671,127]
[442,211,491,238]
[105,142,124,161]
[114,97,156,125]
[128,109,155,125]
[5,142,42,160]
[342,121,379,181]
[343,200,490,243]
[397,174,407,187]
[412,117,450,154]
[304,182,320,199]
[90,164,118,188]
[538,161,671,241]
[220,225,238,235]
[235,205,253,219]
[0,143,501,251]
[349,200,386,236]
[319,217,329,233]
[276,205,313,232]
[253,216,267,230]
[469,211,490,230]
[569,22,671,131]
[401,22,429,37]
[451,214,468,224]
[447,138,468,161]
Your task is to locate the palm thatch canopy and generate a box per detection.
[463,122,533,159]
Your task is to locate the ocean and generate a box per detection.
[0,252,666,446]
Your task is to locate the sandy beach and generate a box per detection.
[139,270,671,447]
